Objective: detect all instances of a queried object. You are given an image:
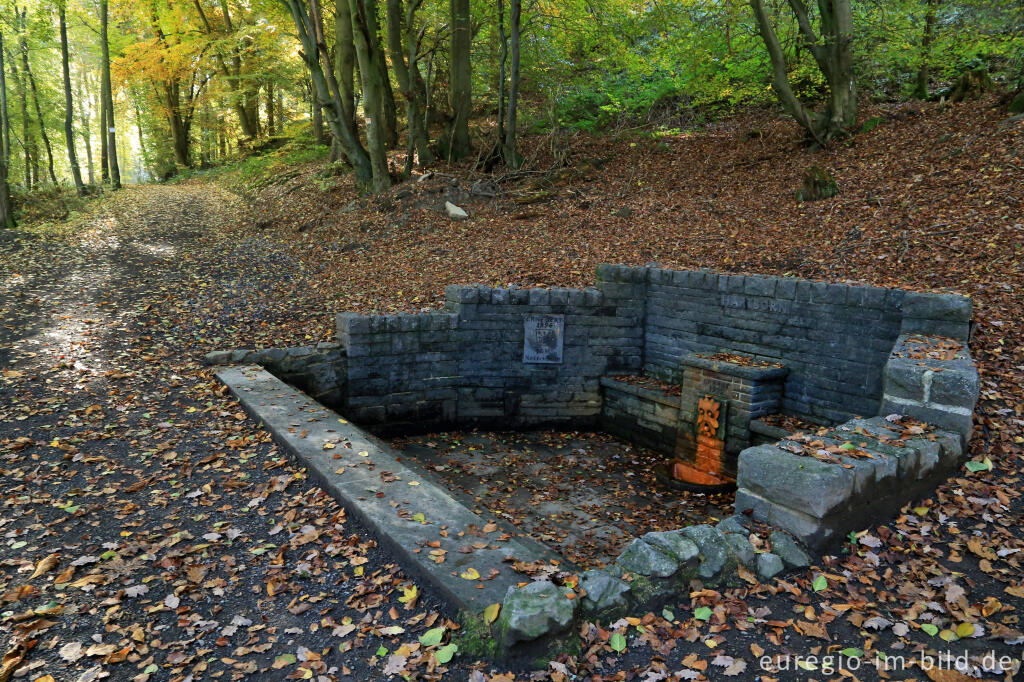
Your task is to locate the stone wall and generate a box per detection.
[640,267,907,424]
[210,264,976,442]
[599,377,680,455]
[334,281,643,432]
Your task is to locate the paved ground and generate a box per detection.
[2,183,1023,682]
[390,430,732,568]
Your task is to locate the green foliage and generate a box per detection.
[170,133,328,192]
[531,0,1024,130]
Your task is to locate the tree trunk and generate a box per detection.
[502,0,521,167]
[335,0,359,140]
[101,0,121,188]
[283,0,374,186]
[312,95,324,144]
[266,81,275,135]
[916,0,939,99]
[99,83,108,183]
[385,0,434,167]
[349,0,393,190]
[135,100,152,176]
[59,4,85,195]
[369,14,399,149]
[20,11,58,186]
[496,0,506,146]
[164,83,193,167]
[0,30,13,228]
[7,25,33,188]
[748,0,856,143]
[0,32,10,170]
[447,0,472,158]
[77,71,94,184]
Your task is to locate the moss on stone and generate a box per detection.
[455,611,501,660]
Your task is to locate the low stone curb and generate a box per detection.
[215,365,552,619]
[496,515,813,649]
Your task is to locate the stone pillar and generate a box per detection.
[676,353,789,477]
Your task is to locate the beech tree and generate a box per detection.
[749,0,857,143]
[385,0,434,171]
[59,0,84,194]
[100,0,121,188]
[447,0,472,159]
[348,0,393,191]
[282,0,375,186]
[0,28,12,227]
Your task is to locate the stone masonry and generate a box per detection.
[209,264,980,553]
[675,353,789,477]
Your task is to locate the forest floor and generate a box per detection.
[0,97,1022,681]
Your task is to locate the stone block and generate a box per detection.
[757,553,785,580]
[770,531,812,568]
[498,581,576,647]
[775,277,797,300]
[930,365,980,408]
[900,317,970,340]
[736,445,854,519]
[902,291,972,322]
[615,538,679,578]
[336,312,370,336]
[723,533,756,566]
[579,570,631,617]
[734,488,832,547]
[642,530,699,564]
[744,275,777,297]
[679,525,732,579]
[549,287,571,305]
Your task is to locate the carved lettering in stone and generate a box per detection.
[523,315,564,364]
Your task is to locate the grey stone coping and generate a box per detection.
[735,415,964,549]
[682,353,790,381]
[216,365,551,617]
[748,418,795,441]
[599,375,680,408]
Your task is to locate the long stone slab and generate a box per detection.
[216,365,551,615]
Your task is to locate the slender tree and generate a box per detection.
[100,0,121,188]
[916,0,940,99]
[99,83,108,182]
[385,0,433,169]
[447,0,472,158]
[348,0,392,190]
[5,22,34,188]
[77,70,95,184]
[0,29,13,228]
[502,0,521,167]
[19,8,57,185]
[334,0,359,140]
[282,0,374,185]
[366,6,398,149]
[749,0,856,143]
[266,80,275,135]
[59,2,85,194]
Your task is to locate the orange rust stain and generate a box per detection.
[671,395,734,485]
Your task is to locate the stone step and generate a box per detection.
[735,416,963,549]
[216,365,552,616]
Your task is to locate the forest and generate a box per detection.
[0,0,1021,223]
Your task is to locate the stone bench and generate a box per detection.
[734,415,963,549]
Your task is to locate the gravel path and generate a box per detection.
[0,185,457,682]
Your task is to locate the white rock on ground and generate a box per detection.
[445,201,469,221]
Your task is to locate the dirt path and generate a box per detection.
[0,185,454,681]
